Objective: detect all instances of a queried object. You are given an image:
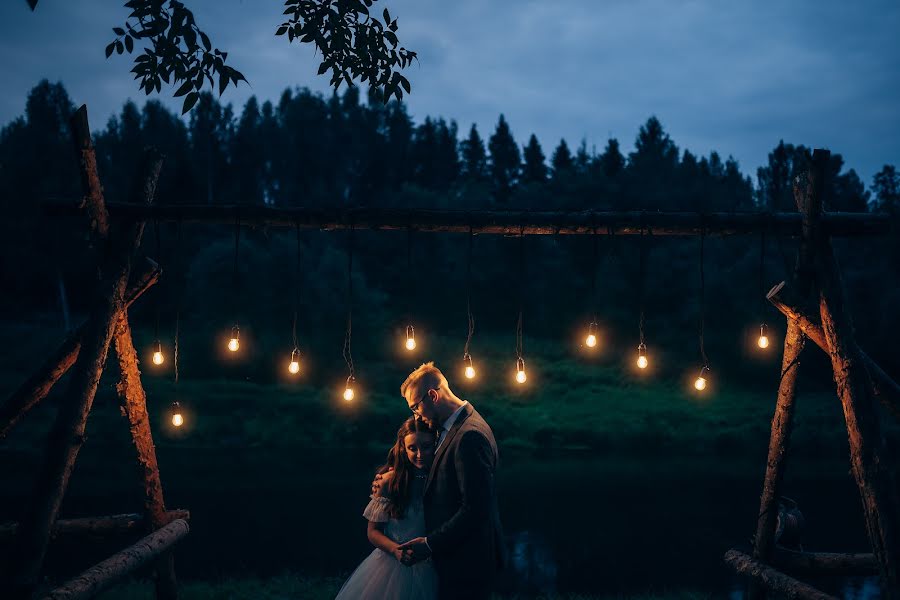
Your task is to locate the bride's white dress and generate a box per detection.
[335,479,438,599]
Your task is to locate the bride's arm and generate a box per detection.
[367,521,403,562]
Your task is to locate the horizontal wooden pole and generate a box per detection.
[43,202,895,237]
[0,258,160,440]
[773,547,878,576]
[40,518,189,600]
[767,281,900,422]
[724,549,838,600]
[0,510,189,542]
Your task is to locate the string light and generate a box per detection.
[227,214,242,353]
[171,401,184,427]
[151,218,165,367]
[342,221,356,401]
[757,229,770,351]
[463,225,477,380]
[695,224,711,393]
[171,220,184,428]
[403,225,418,353]
[584,221,600,350]
[288,221,303,376]
[636,223,650,371]
[405,325,417,351]
[515,225,527,385]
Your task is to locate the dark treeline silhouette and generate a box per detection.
[1,79,899,386]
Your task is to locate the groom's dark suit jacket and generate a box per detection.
[424,403,506,589]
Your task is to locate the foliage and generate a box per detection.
[27,0,415,112]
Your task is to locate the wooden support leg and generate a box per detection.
[0,259,160,440]
[811,149,900,597]
[725,549,839,600]
[113,314,178,599]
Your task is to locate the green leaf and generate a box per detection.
[181,91,199,114]
[105,42,115,58]
[115,40,124,54]
[276,25,288,36]
[124,35,134,53]
[200,31,211,51]
[113,27,125,36]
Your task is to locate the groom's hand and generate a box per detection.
[370,468,393,496]
[397,537,431,566]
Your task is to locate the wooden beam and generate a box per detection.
[750,170,820,597]
[724,549,838,600]
[2,107,158,600]
[772,547,878,577]
[39,519,189,600]
[811,149,900,597]
[43,202,895,237]
[768,281,900,422]
[0,259,160,440]
[0,511,190,542]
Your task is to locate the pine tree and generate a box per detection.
[521,134,547,184]
[487,115,520,202]
[873,165,900,213]
[460,124,487,182]
[598,138,625,178]
[551,139,574,182]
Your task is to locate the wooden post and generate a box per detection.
[772,548,878,577]
[724,549,838,600]
[2,106,156,600]
[0,259,160,440]
[112,313,178,599]
[768,281,900,422]
[40,519,189,600]
[0,510,189,542]
[811,149,900,596]
[750,171,820,597]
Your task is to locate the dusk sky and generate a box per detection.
[2,0,898,188]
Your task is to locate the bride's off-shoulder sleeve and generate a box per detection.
[362,495,392,523]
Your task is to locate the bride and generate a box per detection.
[335,417,439,599]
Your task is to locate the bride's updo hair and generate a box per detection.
[379,416,437,518]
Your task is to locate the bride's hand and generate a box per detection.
[391,545,406,563]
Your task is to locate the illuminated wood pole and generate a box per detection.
[748,165,821,599]
[810,149,900,597]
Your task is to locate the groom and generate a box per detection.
[380,362,506,599]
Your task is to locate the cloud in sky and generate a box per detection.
[1,0,898,185]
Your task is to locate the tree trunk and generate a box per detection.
[0,510,189,541]
[724,549,838,600]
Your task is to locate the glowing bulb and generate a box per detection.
[288,349,301,375]
[171,401,183,427]
[405,325,416,351]
[465,365,476,379]
[151,341,164,365]
[515,357,527,384]
[757,324,770,349]
[227,326,240,352]
[694,365,710,392]
[637,343,648,369]
[585,334,597,348]
[343,377,355,402]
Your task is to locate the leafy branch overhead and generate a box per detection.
[277,0,416,103]
[27,0,415,114]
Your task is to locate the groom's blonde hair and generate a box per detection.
[400,362,448,398]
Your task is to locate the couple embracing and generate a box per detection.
[335,362,506,600]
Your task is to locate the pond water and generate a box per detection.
[0,445,883,598]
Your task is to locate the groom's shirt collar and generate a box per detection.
[439,401,468,438]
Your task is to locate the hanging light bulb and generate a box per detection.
[227,325,240,352]
[152,340,165,365]
[637,343,649,370]
[463,353,476,379]
[585,321,598,348]
[405,325,417,351]
[343,376,355,402]
[171,401,184,428]
[515,357,527,384]
[757,324,770,349]
[288,348,300,375]
[694,365,710,391]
